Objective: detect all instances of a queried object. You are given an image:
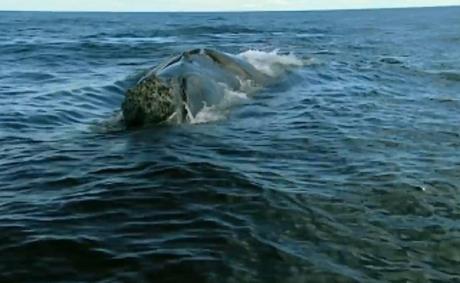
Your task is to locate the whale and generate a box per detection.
[121,48,296,127]
[121,48,271,127]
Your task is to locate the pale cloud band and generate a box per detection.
[1,0,459,12]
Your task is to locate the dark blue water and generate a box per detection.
[1,7,460,282]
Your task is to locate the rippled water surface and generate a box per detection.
[1,7,460,282]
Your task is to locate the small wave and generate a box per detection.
[437,70,460,82]
[174,25,257,36]
[295,33,326,38]
[89,111,125,133]
[310,49,338,55]
[423,69,460,82]
[379,56,404,65]
[0,38,79,46]
[98,36,178,44]
[7,71,56,82]
[238,50,305,77]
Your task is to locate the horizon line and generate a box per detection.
[0,4,458,13]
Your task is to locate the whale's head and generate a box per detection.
[122,75,177,128]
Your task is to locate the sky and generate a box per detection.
[1,0,460,12]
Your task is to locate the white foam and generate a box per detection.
[191,105,225,124]
[238,49,304,77]
[189,86,248,124]
[238,78,262,94]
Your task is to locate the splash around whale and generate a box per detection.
[121,48,304,127]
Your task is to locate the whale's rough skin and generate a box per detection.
[122,75,174,126]
[122,48,268,128]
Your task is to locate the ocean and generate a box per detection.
[1,7,459,282]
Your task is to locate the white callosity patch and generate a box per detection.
[238,49,304,77]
